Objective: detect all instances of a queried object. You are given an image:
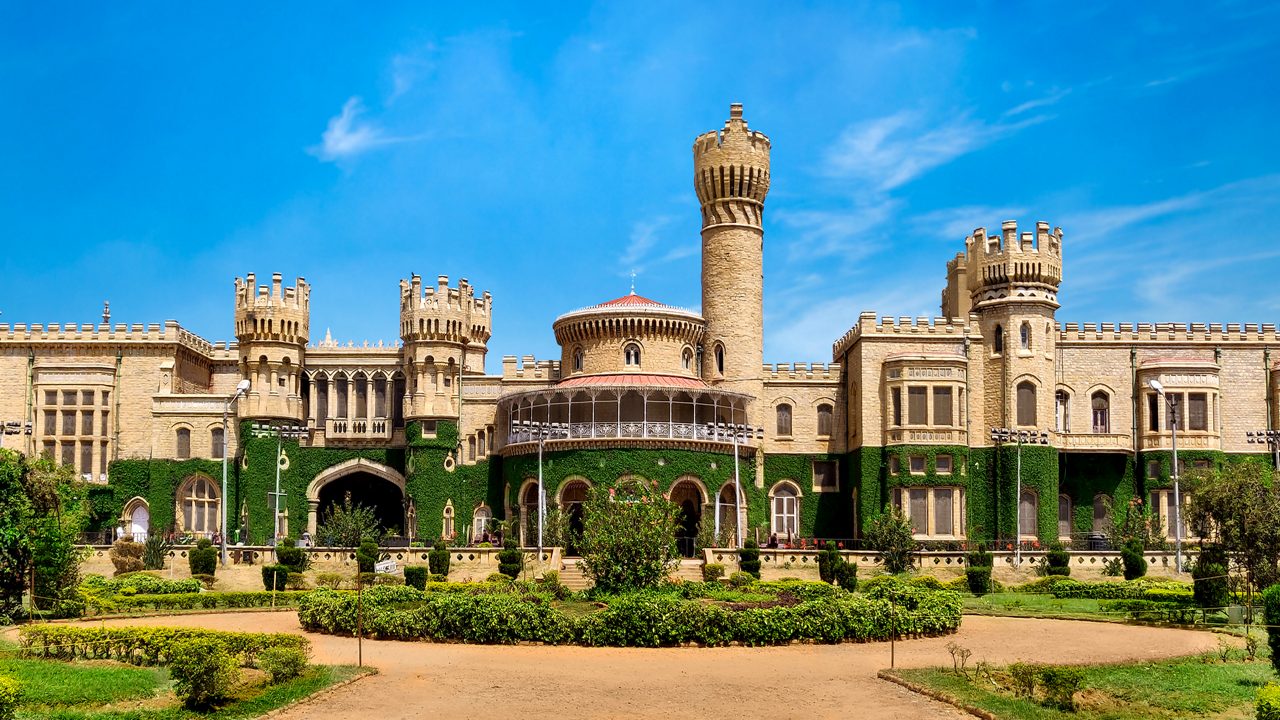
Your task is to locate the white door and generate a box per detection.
[129,505,150,542]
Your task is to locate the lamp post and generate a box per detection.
[990,426,1050,567]
[708,421,764,549]
[510,419,567,556]
[1147,379,1183,572]
[0,420,33,450]
[220,380,252,565]
[1247,430,1280,472]
[249,421,307,547]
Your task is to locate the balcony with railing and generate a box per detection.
[1058,432,1132,451]
[324,417,394,441]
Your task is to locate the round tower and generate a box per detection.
[399,274,492,419]
[695,103,770,407]
[968,221,1063,434]
[234,273,310,420]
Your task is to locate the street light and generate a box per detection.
[0,420,33,450]
[990,426,1050,567]
[707,421,764,549]
[220,379,252,565]
[1147,379,1183,573]
[1247,430,1280,472]
[509,419,567,557]
[249,420,308,547]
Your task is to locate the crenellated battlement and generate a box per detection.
[968,220,1063,293]
[693,103,771,229]
[0,320,235,356]
[233,273,310,344]
[762,361,842,382]
[1057,321,1280,343]
[399,274,493,347]
[500,355,561,382]
[832,312,975,359]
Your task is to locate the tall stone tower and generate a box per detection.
[967,221,1063,434]
[695,103,770,410]
[399,274,492,420]
[234,273,310,420]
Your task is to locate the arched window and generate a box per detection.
[624,343,641,367]
[1092,494,1111,533]
[681,347,693,371]
[775,404,793,436]
[468,436,477,461]
[178,476,219,535]
[717,484,740,540]
[477,430,486,458]
[442,502,455,540]
[1055,390,1070,432]
[572,347,584,373]
[993,325,1004,354]
[770,483,799,537]
[1091,391,1110,433]
[1016,381,1037,426]
[175,428,191,459]
[211,427,225,459]
[1020,322,1031,350]
[714,344,725,374]
[1058,494,1072,538]
[472,506,492,540]
[1018,489,1038,538]
[817,404,834,437]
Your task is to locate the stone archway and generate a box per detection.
[307,458,408,539]
[670,478,705,558]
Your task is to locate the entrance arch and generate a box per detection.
[559,478,591,555]
[670,477,705,558]
[122,497,150,542]
[307,458,407,539]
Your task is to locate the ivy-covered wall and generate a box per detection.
[1058,452,1136,534]
[761,453,852,538]
[404,421,501,542]
[103,457,226,533]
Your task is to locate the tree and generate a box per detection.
[866,506,917,574]
[576,481,680,593]
[315,492,382,550]
[1187,461,1280,593]
[0,451,89,619]
[1105,496,1165,551]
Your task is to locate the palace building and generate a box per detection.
[1,104,1277,551]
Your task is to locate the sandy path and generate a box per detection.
[54,612,1223,720]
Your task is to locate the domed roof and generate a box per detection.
[595,291,668,308]
[554,290,702,323]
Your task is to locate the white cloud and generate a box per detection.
[910,205,1028,242]
[1003,88,1071,117]
[774,199,899,263]
[308,97,419,163]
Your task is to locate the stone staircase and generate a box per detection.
[557,558,593,591]
[671,558,705,583]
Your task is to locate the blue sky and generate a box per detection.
[2,2,1278,370]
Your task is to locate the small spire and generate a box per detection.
[102,301,111,325]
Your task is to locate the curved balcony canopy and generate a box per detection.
[498,373,754,456]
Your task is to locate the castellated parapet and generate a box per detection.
[233,273,309,421]
[693,103,771,230]
[968,221,1063,308]
[399,274,493,419]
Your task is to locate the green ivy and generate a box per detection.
[104,457,227,534]
[761,453,852,537]
[404,421,502,542]
[1059,452,1137,535]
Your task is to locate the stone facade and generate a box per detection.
[2,103,1277,550]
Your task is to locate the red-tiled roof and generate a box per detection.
[596,292,667,308]
[558,373,708,389]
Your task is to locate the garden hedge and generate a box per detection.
[19,625,309,668]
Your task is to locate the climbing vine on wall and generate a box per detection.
[761,453,853,538]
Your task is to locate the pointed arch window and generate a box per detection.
[442,502,455,540]
[714,344,725,375]
[993,325,1004,354]
[681,347,693,371]
[775,404,793,436]
[624,343,642,367]
[816,404,834,437]
[1091,391,1111,433]
[1058,494,1073,538]
[572,347,584,373]
[1016,381,1037,426]
[1020,322,1031,350]
[178,476,219,535]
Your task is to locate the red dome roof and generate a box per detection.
[596,291,667,308]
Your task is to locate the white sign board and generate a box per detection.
[374,559,398,574]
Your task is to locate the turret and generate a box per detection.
[695,103,770,410]
[234,273,310,420]
[398,274,493,419]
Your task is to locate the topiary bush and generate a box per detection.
[497,539,523,579]
[738,540,761,579]
[428,539,450,577]
[403,566,428,590]
[1193,544,1230,610]
[188,538,217,577]
[109,539,145,576]
[275,539,310,574]
[702,563,725,582]
[257,645,308,683]
[168,637,239,708]
[0,675,19,720]
[1038,666,1083,710]
[1121,540,1147,581]
[262,564,290,591]
[965,543,993,595]
[727,571,755,589]
[1258,683,1280,720]
[1045,542,1071,577]
[356,540,380,574]
[1263,584,1280,676]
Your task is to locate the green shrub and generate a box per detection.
[703,563,725,582]
[966,566,992,595]
[1008,662,1040,697]
[191,574,217,590]
[1102,556,1125,576]
[1039,666,1083,710]
[314,572,346,590]
[1045,542,1071,577]
[497,539,523,579]
[486,572,511,584]
[428,539,451,576]
[738,540,761,579]
[1263,585,1280,675]
[404,566,428,590]
[109,540,145,576]
[728,571,755,589]
[103,573,201,596]
[536,571,570,600]
[1193,544,1230,610]
[19,624,309,667]
[142,534,172,571]
[1257,683,1280,720]
[356,540,380,574]
[866,507,917,574]
[576,483,680,592]
[1121,540,1147,580]
[275,539,310,574]
[262,565,290,591]
[0,675,19,720]
[965,543,993,568]
[188,539,217,577]
[815,542,857,589]
[257,645,309,683]
[168,637,239,708]
[85,590,309,613]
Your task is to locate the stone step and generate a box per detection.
[557,560,593,591]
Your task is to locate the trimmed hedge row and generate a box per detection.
[82,573,201,597]
[296,580,962,647]
[1013,577,1193,602]
[86,591,310,614]
[19,625,309,668]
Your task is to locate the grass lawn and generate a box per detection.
[962,593,1116,621]
[893,647,1273,719]
[0,639,367,720]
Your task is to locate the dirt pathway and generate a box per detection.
[64,612,1223,719]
